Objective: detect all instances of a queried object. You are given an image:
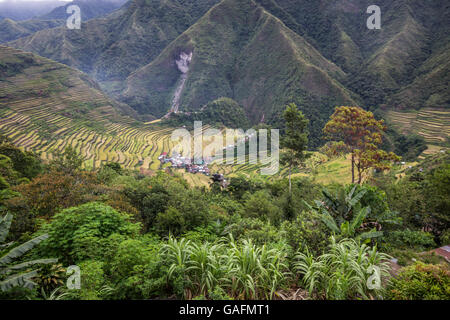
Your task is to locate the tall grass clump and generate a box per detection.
[160,235,291,299]
[295,237,392,300]
[225,236,291,299]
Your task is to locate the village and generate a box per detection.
[158,151,211,175]
[158,151,229,187]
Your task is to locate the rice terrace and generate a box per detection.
[0,0,449,309]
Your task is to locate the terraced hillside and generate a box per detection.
[0,44,417,187]
[7,0,449,151]
[386,108,450,147]
[0,45,182,171]
[0,46,281,177]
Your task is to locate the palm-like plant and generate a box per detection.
[34,263,66,292]
[320,185,367,222]
[161,237,226,299]
[294,237,392,300]
[0,213,57,292]
[161,237,194,298]
[305,185,383,242]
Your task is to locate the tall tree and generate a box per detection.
[50,146,84,175]
[280,103,309,194]
[355,148,400,184]
[323,106,399,184]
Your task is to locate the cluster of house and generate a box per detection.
[157,152,233,188]
[158,152,210,175]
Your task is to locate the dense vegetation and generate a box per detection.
[0,103,448,300]
[164,98,251,129]
[0,0,448,302]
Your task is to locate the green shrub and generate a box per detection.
[387,229,435,249]
[386,262,450,300]
[0,177,9,190]
[440,229,450,245]
[281,210,330,255]
[39,202,141,264]
[182,226,219,243]
[241,190,283,224]
[75,260,106,300]
[388,249,418,266]
[155,206,184,236]
[116,261,167,299]
[208,286,233,300]
[110,239,152,278]
[107,237,167,299]
[0,144,42,179]
[224,217,283,245]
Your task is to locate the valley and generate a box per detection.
[0,0,448,303]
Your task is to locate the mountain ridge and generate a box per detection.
[121,0,356,121]
[3,0,449,147]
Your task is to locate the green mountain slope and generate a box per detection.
[121,0,356,130]
[0,45,200,171]
[387,41,450,109]
[0,18,63,43]
[3,0,449,147]
[0,45,138,140]
[8,0,220,95]
[255,0,449,109]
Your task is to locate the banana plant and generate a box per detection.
[304,187,384,243]
[319,185,367,223]
[0,212,57,292]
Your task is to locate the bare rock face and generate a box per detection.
[168,51,193,115]
[176,52,193,74]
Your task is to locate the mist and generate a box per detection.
[0,0,71,20]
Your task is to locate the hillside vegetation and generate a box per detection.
[386,108,450,147]
[122,0,356,145]
[0,0,448,304]
[0,18,63,44]
[8,0,221,97]
[6,0,448,148]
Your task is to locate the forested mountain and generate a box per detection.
[256,0,450,108]
[8,0,221,94]
[0,18,63,43]
[0,0,130,44]
[0,45,137,132]
[121,0,356,123]
[4,0,450,145]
